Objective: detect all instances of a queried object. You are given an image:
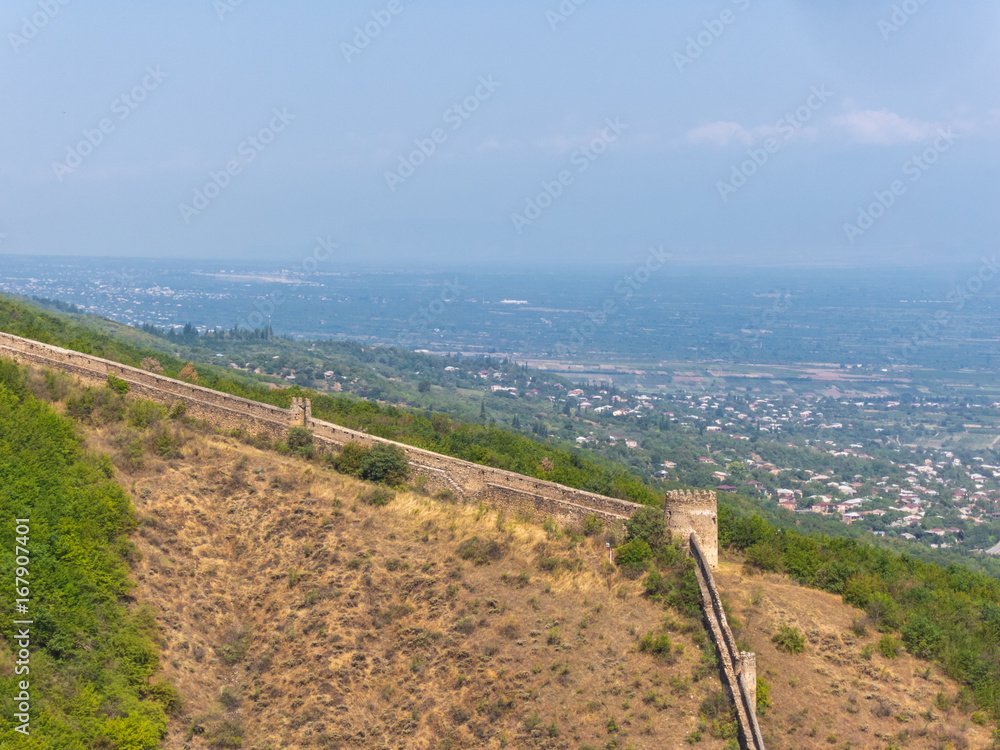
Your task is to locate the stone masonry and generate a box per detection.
[664,489,719,569]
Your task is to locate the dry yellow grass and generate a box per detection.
[79,418,733,750]
[23,364,993,750]
[716,562,993,750]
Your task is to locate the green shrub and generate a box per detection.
[360,486,395,507]
[865,592,901,632]
[902,615,943,659]
[287,427,314,458]
[639,631,674,660]
[128,399,166,428]
[148,681,184,716]
[582,514,603,536]
[772,624,806,654]
[625,506,667,551]
[743,542,784,573]
[332,441,368,475]
[457,536,504,565]
[616,538,653,570]
[114,429,146,471]
[67,385,128,423]
[878,634,901,659]
[454,616,476,635]
[215,625,250,665]
[359,443,410,485]
[0,357,27,397]
[841,573,888,611]
[724,514,774,550]
[668,564,703,618]
[644,570,670,599]
[756,676,772,714]
[219,686,241,710]
[107,372,131,394]
[151,425,181,458]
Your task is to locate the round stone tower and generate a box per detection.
[664,489,718,568]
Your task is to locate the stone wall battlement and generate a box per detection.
[690,533,766,749]
[664,489,717,507]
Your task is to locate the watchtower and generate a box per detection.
[289,397,312,427]
[664,489,718,568]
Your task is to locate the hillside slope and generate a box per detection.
[715,563,993,749]
[90,426,726,750]
[77,412,991,749]
[5,355,993,749]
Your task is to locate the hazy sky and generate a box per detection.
[2,1,998,268]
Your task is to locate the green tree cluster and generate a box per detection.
[0,360,172,748]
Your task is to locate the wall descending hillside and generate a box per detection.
[690,533,766,750]
[0,331,640,526]
[2,330,765,744]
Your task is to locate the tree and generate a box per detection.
[417,379,431,393]
[178,363,199,382]
[625,506,668,552]
[359,443,410,486]
[140,357,164,373]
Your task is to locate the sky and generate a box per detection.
[1,0,999,269]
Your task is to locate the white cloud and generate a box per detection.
[686,121,753,147]
[834,104,940,145]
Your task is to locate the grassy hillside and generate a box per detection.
[720,501,1000,734]
[715,563,994,749]
[9,358,990,749]
[61,386,726,749]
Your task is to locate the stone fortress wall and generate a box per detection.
[0,329,763,746]
[691,534,766,749]
[0,331,642,526]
